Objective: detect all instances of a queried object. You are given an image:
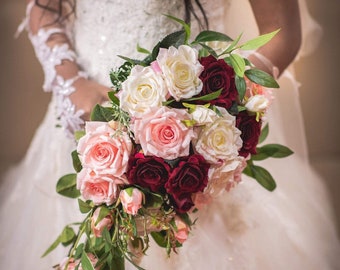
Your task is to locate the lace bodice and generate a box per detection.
[73,0,230,86]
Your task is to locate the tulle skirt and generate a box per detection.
[0,74,339,270]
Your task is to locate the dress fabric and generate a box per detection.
[0,0,339,269]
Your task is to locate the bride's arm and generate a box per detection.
[248,0,302,77]
[24,0,110,136]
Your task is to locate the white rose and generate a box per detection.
[245,94,269,113]
[191,105,218,126]
[193,111,242,164]
[157,45,203,101]
[120,65,167,117]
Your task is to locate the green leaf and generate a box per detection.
[252,144,294,161]
[193,30,233,43]
[235,75,246,100]
[56,174,80,198]
[117,55,146,66]
[108,92,120,106]
[198,43,218,58]
[240,29,280,50]
[164,15,191,44]
[220,32,242,55]
[41,235,61,257]
[74,130,85,141]
[136,43,151,55]
[95,207,111,226]
[243,164,276,191]
[81,252,95,270]
[90,104,115,122]
[71,150,82,173]
[78,199,92,214]
[245,68,279,88]
[151,231,168,248]
[258,123,269,144]
[151,30,186,60]
[60,226,76,246]
[229,54,245,77]
[185,88,222,102]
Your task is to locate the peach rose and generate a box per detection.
[119,187,143,215]
[91,207,114,237]
[77,168,127,205]
[157,45,203,101]
[77,121,132,176]
[173,216,190,244]
[132,106,196,160]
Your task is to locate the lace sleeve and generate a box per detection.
[19,0,86,137]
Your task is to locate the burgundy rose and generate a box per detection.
[197,55,238,109]
[127,152,171,192]
[170,193,194,213]
[165,154,209,207]
[236,111,262,158]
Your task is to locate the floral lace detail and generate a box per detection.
[20,2,85,137]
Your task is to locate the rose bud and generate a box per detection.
[91,207,114,238]
[119,187,144,215]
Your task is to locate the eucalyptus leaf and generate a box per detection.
[245,68,279,88]
[240,29,280,50]
[56,174,80,198]
[243,164,276,191]
[258,123,269,144]
[193,30,233,43]
[81,252,95,270]
[229,54,245,77]
[71,150,82,173]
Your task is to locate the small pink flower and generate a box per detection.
[77,168,127,205]
[77,121,132,176]
[133,106,196,160]
[59,257,78,270]
[173,216,190,244]
[91,207,114,237]
[119,187,143,215]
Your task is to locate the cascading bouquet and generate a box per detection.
[44,16,293,270]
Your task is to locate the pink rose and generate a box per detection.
[173,216,190,244]
[77,168,127,205]
[119,187,143,215]
[91,207,114,237]
[77,121,132,176]
[132,107,196,160]
[59,254,98,270]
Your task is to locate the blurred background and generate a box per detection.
[1,0,339,232]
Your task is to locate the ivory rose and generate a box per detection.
[193,108,242,164]
[120,65,167,117]
[173,216,190,244]
[157,45,203,101]
[91,207,114,237]
[132,107,196,160]
[245,94,269,113]
[119,187,143,215]
[77,168,127,205]
[190,105,218,126]
[77,121,132,176]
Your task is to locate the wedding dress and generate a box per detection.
[0,0,339,269]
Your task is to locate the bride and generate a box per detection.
[0,0,339,269]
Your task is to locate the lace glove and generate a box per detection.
[19,1,109,137]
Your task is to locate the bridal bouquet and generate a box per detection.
[44,17,292,270]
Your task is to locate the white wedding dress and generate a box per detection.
[1,0,339,269]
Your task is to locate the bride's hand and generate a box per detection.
[70,78,111,121]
